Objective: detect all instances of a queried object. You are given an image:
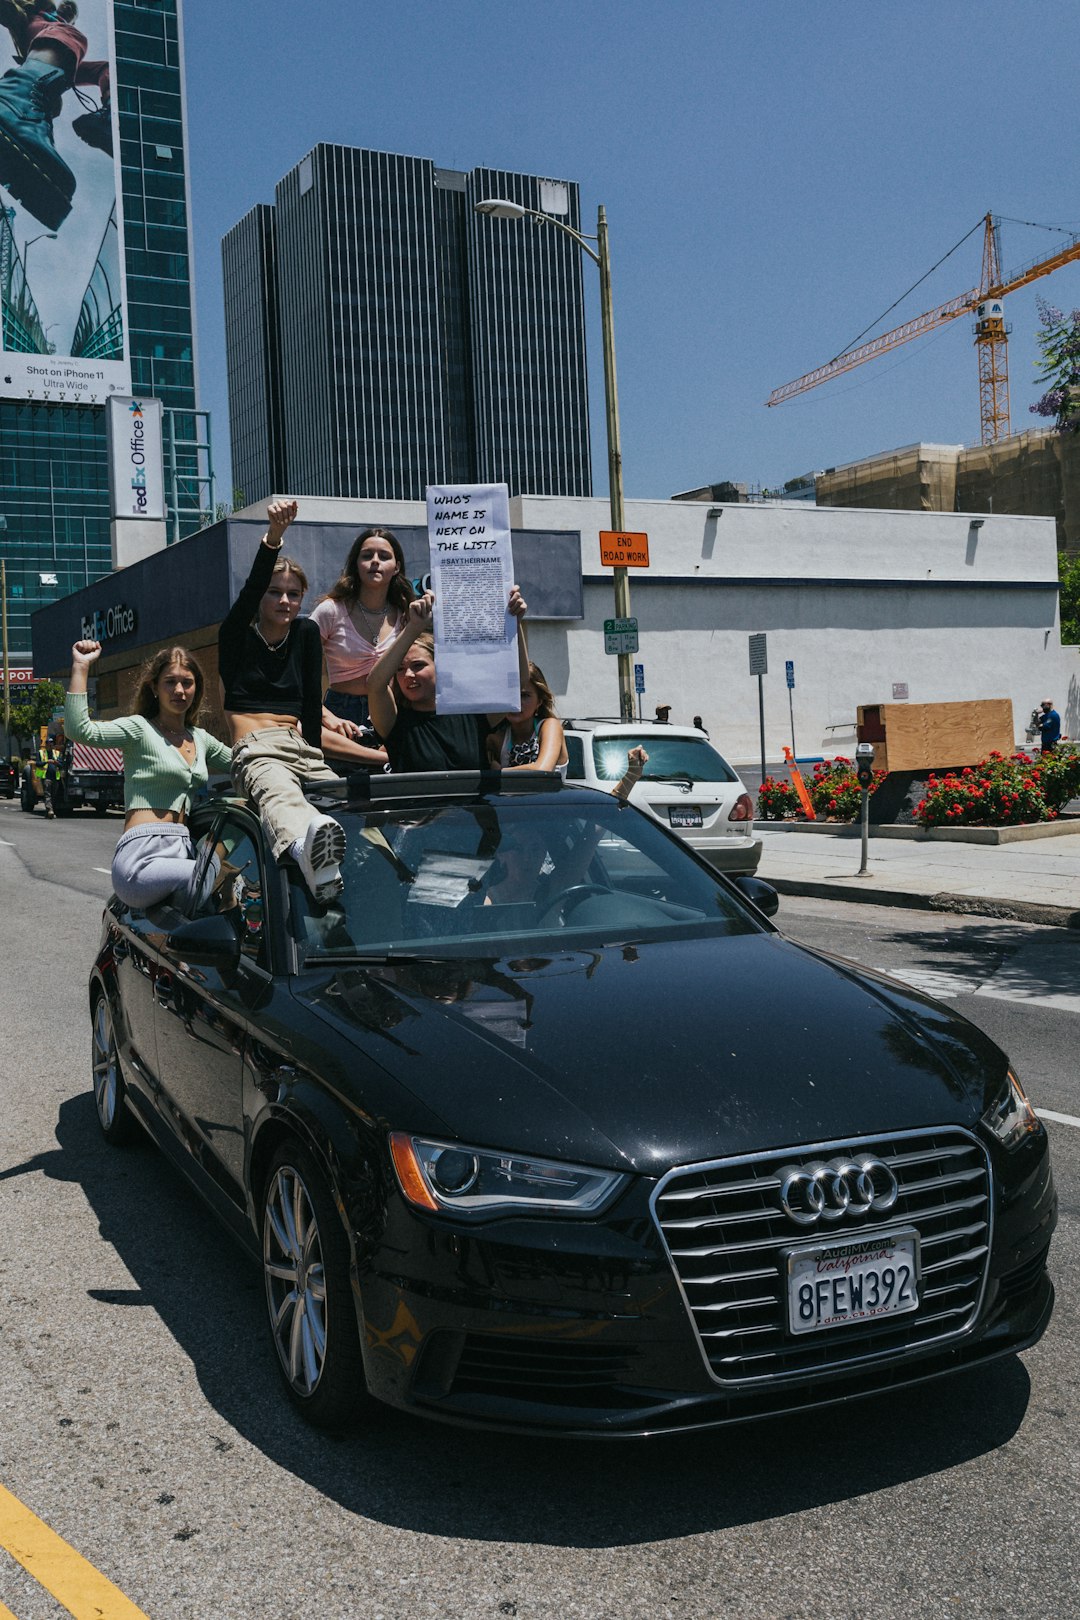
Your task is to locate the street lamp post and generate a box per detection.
[475,197,635,720]
[22,229,57,283]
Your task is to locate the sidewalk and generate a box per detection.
[755,823,1080,927]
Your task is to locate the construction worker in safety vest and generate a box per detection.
[32,728,64,818]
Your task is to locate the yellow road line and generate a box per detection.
[0,1599,20,1620]
[0,1482,151,1620]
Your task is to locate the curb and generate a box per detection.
[766,876,1080,930]
[755,819,1080,844]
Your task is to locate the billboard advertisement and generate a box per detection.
[107,395,165,521]
[0,0,129,403]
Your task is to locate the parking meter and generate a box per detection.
[855,742,875,789]
[855,743,874,876]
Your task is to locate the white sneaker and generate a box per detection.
[298,815,345,901]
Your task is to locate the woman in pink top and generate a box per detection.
[310,529,416,743]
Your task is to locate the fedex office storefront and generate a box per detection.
[30,504,584,731]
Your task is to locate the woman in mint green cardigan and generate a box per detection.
[65,639,233,909]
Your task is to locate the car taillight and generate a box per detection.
[728,793,753,822]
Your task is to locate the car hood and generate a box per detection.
[300,933,1006,1174]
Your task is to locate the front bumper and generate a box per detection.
[352,1138,1056,1437]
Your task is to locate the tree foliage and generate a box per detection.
[1059,550,1080,646]
[6,680,66,740]
[1030,297,1080,434]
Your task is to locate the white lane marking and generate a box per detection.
[92,868,112,875]
[0,840,14,846]
[1037,1109,1080,1128]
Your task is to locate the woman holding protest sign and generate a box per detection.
[367,588,529,773]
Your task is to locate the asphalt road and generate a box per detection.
[0,801,1076,1620]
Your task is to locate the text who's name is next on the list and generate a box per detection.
[432,491,498,548]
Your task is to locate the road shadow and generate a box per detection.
[17,1090,1037,1550]
[880,918,1080,1001]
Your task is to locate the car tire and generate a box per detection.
[261,1139,368,1428]
[91,993,137,1145]
[94,801,109,817]
[19,782,34,813]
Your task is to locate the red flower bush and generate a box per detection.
[915,752,1053,828]
[757,776,799,820]
[808,758,886,821]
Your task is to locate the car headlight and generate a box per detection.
[389,1132,627,1218]
[982,1066,1040,1149]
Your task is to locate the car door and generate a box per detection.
[110,903,170,1116]
[152,809,272,1225]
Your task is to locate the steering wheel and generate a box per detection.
[540,882,615,926]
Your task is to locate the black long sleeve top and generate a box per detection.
[218,541,323,748]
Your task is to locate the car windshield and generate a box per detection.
[292,794,761,963]
[590,735,738,784]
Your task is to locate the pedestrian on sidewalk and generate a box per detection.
[1036,699,1061,754]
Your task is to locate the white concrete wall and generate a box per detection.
[239,492,1080,765]
[516,496,1078,764]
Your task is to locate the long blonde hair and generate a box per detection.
[394,633,435,708]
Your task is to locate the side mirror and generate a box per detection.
[732,875,780,918]
[166,914,242,972]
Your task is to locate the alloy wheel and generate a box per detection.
[92,998,119,1131]
[263,1164,329,1398]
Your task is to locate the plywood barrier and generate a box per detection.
[856,699,1014,773]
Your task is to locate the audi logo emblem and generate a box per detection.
[777,1156,899,1226]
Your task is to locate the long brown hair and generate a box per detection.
[131,647,205,726]
[525,662,558,721]
[323,529,415,614]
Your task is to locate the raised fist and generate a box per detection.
[267,499,298,536]
[72,639,102,666]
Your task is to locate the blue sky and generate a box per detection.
[183,0,1080,504]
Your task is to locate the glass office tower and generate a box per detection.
[0,0,197,665]
[223,146,592,506]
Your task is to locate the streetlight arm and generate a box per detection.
[473,197,600,264]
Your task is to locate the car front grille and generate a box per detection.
[652,1127,991,1386]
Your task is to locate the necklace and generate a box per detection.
[352,597,388,635]
[155,719,188,745]
[255,621,291,652]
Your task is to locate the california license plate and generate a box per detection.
[784,1227,920,1335]
[669,807,703,829]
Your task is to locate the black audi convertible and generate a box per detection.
[89,770,1056,1436]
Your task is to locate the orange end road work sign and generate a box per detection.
[600,530,650,567]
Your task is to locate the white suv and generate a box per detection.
[563,720,762,875]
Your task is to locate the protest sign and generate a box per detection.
[427,482,518,715]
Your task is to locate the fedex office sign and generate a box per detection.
[81,603,137,643]
[106,395,165,522]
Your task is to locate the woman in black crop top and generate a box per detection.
[220,501,349,900]
[366,587,529,773]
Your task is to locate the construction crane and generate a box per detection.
[766,213,1080,444]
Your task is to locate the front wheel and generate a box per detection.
[91,994,136,1145]
[261,1140,367,1427]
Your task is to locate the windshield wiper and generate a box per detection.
[644,771,696,785]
